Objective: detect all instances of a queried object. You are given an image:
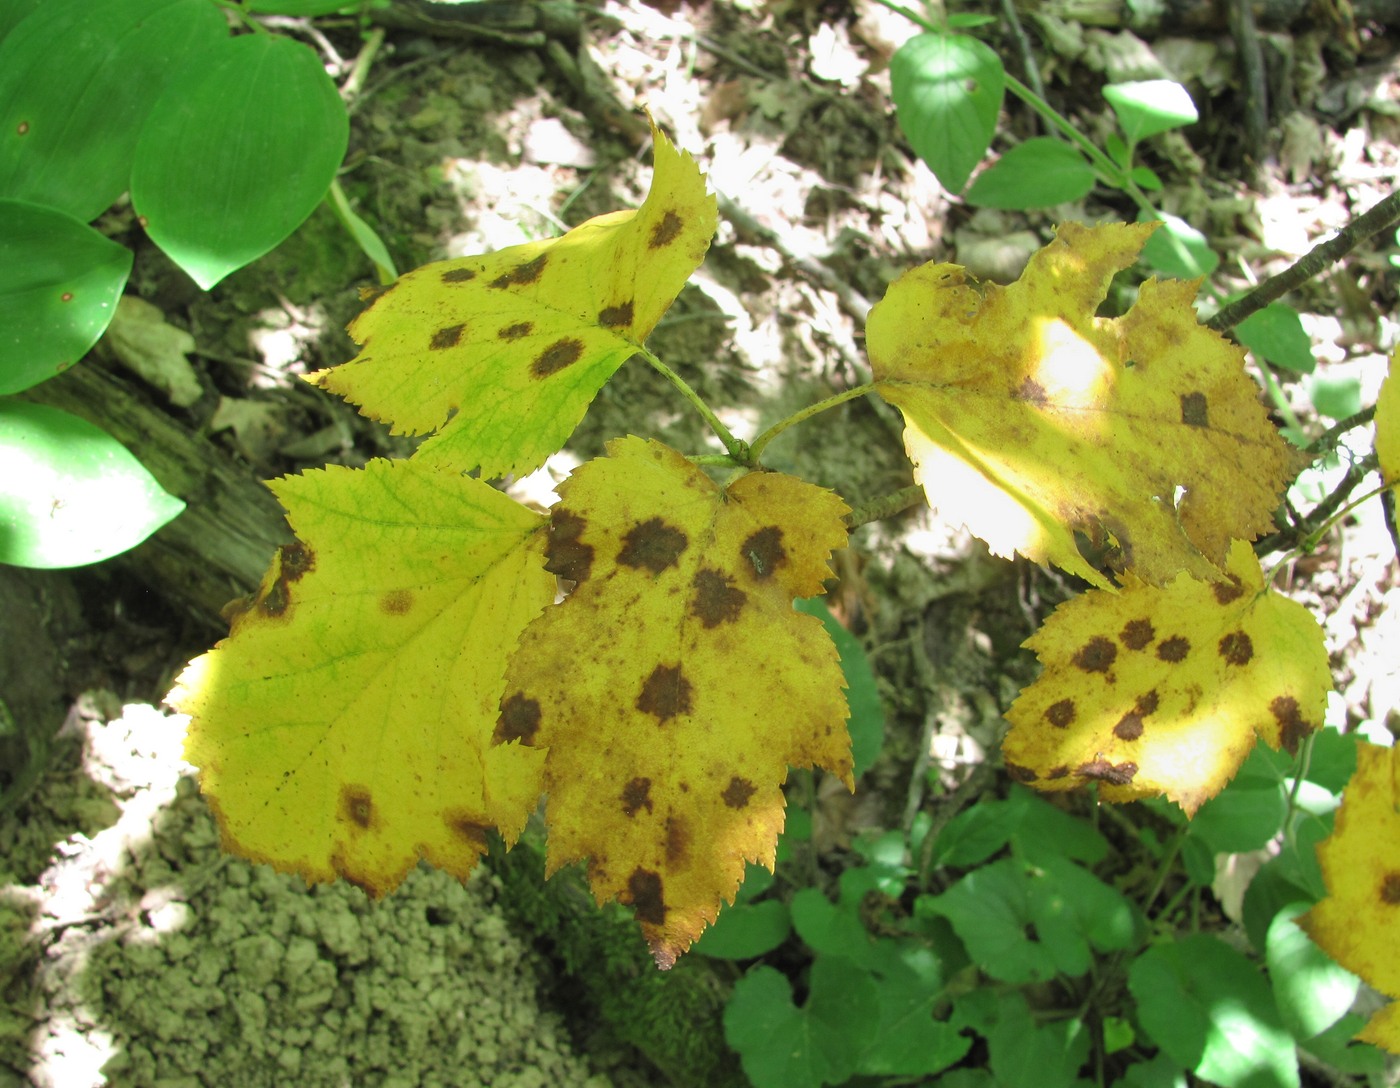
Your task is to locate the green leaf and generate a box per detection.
[693,898,790,959]
[246,0,361,12]
[987,992,1091,1088]
[1306,373,1362,420]
[0,401,184,568]
[1130,165,1163,191]
[0,0,226,222]
[965,138,1096,209]
[1300,1013,1387,1076]
[724,958,881,1088]
[0,0,42,41]
[1128,933,1300,1088]
[1234,303,1315,374]
[1103,80,1198,143]
[131,34,349,289]
[796,597,884,777]
[1118,1053,1189,1088]
[1265,903,1360,1040]
[890,33,1005,193]
[858,951,970,1077]
[1140,213,1218,279]
[327,182,398,284]
[0,200,132,394]
[1187,755,1287,854]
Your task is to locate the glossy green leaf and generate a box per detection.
[1266,903,1360,1040]
[1140,213,1218,279]
[0,0,42,41]
[0,200,132,394]
[1235,303,1315,373]
[693,898,790,960]
[890,33,1004,193]
[132,34,349,289]
[0,0,226,221]
[1128,934,1300,1088]
[0,402,184,568]
[796,597,884,777]
[1104,80,1198,143]
[1187,750,1288,854]
[965,138,1096,209]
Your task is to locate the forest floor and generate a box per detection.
[3,1,1400,1086]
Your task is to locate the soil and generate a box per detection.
[3,1,1400,1086]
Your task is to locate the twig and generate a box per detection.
[1226,0,1268,169]
[998,0,1046,106]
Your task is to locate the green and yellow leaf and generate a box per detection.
[1003,540,1331,814]
[169,458,554,895]
[1377,346,1399,490]
[309,120,717,479]
[497,437,852,966]
[866,221,1297,587]
[1302,741,1400,1054]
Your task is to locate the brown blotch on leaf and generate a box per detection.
[441,267,477,283]
[627,867,667,925]
[380,589,413,615]
[1270,695,1311,754]
[444,814,490,849]
[341,785,374,829]
[1120,618,1155,650]
[1013,377,1048,405]
[495,693,542,745]
[742,526,787,580]
[1157,636,1190,663]
[691,569,747,627]
[1114,712,1145,741]
[1076,759,1139,786]
[1005,763,1039,783]
[489,254,547,288]
[1046,765,1071,780]
[637,664,693,723]
[498,321,533,340]
[1380,872,1400,905]
[546,509,593,582]
[665,816,690,865]
[621,777,653,817]
[530,337,585,379]
[649,211,683,249]
[259,579,290,618]
[1045,699,1076,728]
[722,776,757,809]
[1073,636,1117,674]
[280,542,313,581]
[598,300,635,328]
[1180,391,1209,427]
[1219,630,1254,666]
[1213,575,1246,605]
[618,518,688,574]
[430,323,466,350]
[1136,690,1160,715]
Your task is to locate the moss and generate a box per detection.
[486,836,746,1088]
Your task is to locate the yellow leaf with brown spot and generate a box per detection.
[168,458,554,895]
[1301,741,1400,1054]
[497,437,852,967]
[310,119,717,479]
[866,222,1297,587]
[1378,347,1399,490]
[1003,540,1331,815]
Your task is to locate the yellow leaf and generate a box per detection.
[1003,540,1331,814]
[1377,347,1399,489]
[867,222,1297,587]
[168,458,554,895]
[497,437,852,966]
[1301,741,1400,1054]
[309,120,717,479]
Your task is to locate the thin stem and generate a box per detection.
[747,382,879,462]
[845,484,927,529]
[1283,733,1316,853]
[870,0,940,34]
[1254,358,1305,437]
[638,348,749,462]
[341,25,386,107]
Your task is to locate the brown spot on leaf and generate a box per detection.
[742,526,786,580]
[621,777,653,817]
[722,776,757,808]
[1381,872,1400,905]
[1157,636,1190,663]
[1076,759,1138,786]
[598,300,635,328]
[1120,618,1155,650]
[665,816,690,865]
[1005,763,1038,783]
[1014,377,1048,405]
[627,867,667,925]
[380,589,413,615]
[1213,575,1245,605]
[341,786,374,829]
[1219,630,1254,666]
[1180,391,1209,427]
[690,569,746,627]
[637,664,693,723]
[546,510,593,582]
[430,323,465,349]
[441,267,477,283]
[260,579,289,617]
[1114,712,1144,741]
[649,211,683,249]
[489,254,547,288]
[1270,695,1310,754]
[444,814,490,849]
[530,337,584,379]
[60,292,73,302]
[1136,690,1160,715]
[498,321,533,340]
[17,121,29,136]
[281,542,313,581]
[1045,699,1076,728]
[1073,636,1117,674]
[495,693,542,745]
[618,518,688,574]
[1046,765,1070,780]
